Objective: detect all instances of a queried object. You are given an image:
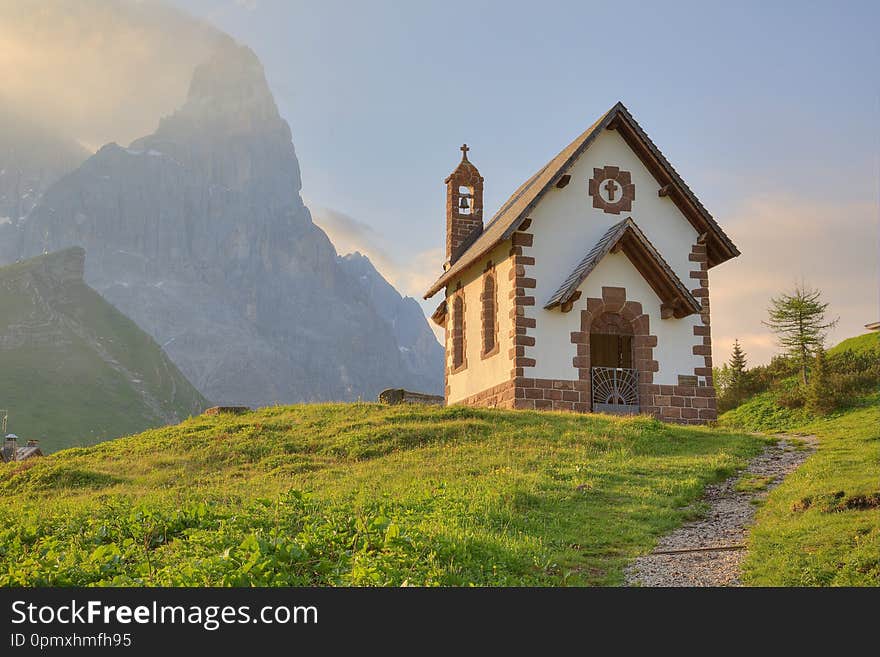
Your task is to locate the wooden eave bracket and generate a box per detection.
[660,298,690,320]
[431,300,448,326]
[560,291,581,313]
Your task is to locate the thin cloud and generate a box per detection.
[0,1,220,148]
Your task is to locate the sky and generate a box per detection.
[6,0,877,365]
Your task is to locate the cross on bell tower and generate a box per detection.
[444,144,484,265]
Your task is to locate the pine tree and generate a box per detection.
[763,285,838,386]
[728,339,747,392]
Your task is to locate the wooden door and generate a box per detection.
[589,333,633,369]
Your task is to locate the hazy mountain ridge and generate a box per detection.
[338,252,444,394]
[8,36,442,405]
[0,107,90,263]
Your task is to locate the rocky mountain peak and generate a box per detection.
[154,36,281,137]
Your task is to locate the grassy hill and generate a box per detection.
[0,248,207,452]
[0,404,765,586]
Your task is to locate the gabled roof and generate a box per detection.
[424,101,739,299]
[544,217,701,319]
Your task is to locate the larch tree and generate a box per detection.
[763,285,838,386]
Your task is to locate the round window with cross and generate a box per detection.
[588,165,635,215]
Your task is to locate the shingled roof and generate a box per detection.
[424,101,739,299]
[0,440,43,463]
[544,217,701,318]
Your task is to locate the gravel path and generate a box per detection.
[625,434,817,587]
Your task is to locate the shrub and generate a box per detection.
[806,348,835,415]
[719,336,879,414]
[775,384,806,409]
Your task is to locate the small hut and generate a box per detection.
[1,435,43,463]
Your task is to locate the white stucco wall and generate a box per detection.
[531,252,702,384]
[446,240,513,403]
[526,128,703,384]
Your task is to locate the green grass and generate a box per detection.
[740,393,880,586]
[0,404,765,586]
[0,249,207,452]
[718,391,812,433]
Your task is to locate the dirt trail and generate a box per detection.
[625,434,817,587]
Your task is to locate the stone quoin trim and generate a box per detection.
[687,235,718,421]
[507,222,589,412]
[480,262,500,359]
[588,165,635,215]
[507,219,537,380]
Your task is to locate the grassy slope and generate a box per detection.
[0,404,764,586]
[827,331,879,357]
[718,392,810,433]
[720,331,879,585]
[739,394,879,585]
[0,251,207,452]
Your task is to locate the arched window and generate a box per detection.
[481,273,497,356]
[452,295,465,370]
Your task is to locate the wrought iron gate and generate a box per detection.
[591,367,639,414]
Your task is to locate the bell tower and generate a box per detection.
[445,144,484,266]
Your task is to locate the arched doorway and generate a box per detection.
[589,312,639,414]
